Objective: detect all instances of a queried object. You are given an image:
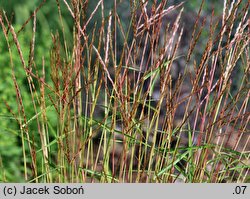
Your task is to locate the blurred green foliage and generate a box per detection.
[0,0,71,181]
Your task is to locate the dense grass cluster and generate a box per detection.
[0,0,249,182]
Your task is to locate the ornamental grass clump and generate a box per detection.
[0,0,249,182]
